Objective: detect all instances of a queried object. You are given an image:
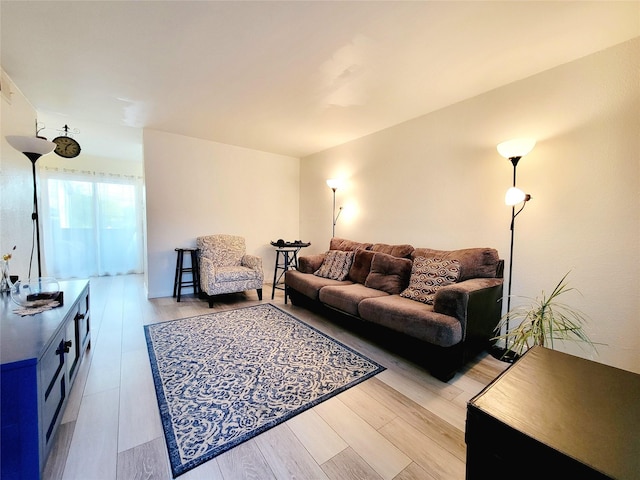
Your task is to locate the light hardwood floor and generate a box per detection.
[43,274,508,480]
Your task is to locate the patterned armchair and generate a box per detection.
[197,234,263,307]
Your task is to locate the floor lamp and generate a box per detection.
[326,179,343,238]
[6,135,56,279]
[495,138,535,361]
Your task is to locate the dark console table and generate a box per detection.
[1,279,91,479]
[466,346,640,479]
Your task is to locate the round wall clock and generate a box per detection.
[52,136,81,158]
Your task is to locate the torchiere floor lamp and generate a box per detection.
[326,178,343,238]
[494,138,535,361]
[6,134,56,278]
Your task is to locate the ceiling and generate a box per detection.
[2,1,638,161]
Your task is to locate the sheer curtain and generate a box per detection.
[40,167,145,279]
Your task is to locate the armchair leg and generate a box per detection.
[257,288,263,300]
[208,295,214,308]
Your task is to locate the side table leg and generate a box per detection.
[173,249,181,298]
[271,250,280,300]
[176,250,184,302]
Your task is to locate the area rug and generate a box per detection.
[144,303,385,477]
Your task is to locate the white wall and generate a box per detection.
[299,38,640,374]
[143,129,299,298]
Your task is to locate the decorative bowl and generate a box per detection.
[11,277,60,308]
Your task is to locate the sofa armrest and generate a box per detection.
[433,278,504,340]
[298,254,326,274]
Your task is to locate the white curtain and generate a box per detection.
[40,167,145,278]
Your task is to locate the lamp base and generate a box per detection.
[489,345,520,364]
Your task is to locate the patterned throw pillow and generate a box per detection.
[314,250,355,281]
[400,257,461,304]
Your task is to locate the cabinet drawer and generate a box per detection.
[39,339,68,445]
[77,308,90,353]
[39,337,65,400]
[42,369,65,443]
[66,315,79,381]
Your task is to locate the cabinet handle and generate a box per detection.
[56,340,70,355]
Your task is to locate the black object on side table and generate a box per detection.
[466,345,640,480]
[173,247,200,302]
[270,240,310,304]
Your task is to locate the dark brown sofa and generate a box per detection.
[285,238,504,381]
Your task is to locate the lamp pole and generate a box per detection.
[30,156,43,278]
[327,179,342,238]
[505,156,520,337]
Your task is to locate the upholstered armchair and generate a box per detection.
[196,234,263,307]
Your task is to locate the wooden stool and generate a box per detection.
[173,248,200,302]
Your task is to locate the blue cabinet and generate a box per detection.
[1,280,90,479]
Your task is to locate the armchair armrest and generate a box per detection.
[433,278,503,340]
[298,254,326,274]
[242,254,264,281]
[199,256,216,291]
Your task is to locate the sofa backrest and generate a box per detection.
[411,247,500,281]
[311,238,501,285]
[329,237,373,251]
[370,243,414,258]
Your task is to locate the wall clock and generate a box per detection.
[52,133,81,158]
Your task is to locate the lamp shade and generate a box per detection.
[497,138,536,159]
[505,187,527,206]
[6,135,56,157]
[326,178,341,190]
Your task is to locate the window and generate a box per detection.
[40,168,144,278]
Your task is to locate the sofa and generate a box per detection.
[284,237,504,381]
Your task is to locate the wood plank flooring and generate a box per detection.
[43,274,508,480]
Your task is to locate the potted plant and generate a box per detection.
[493,271,597,360]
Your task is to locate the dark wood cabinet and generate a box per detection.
[466,346,640,479]
[1,280,91,479]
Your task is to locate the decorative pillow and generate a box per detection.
[314,250,355,280]
[364,252,413,295]
[348,249,376,284]
[400,257,461,304]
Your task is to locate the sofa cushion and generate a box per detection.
[285,270,353,301]
[348,249,375,284]
[400,257,461,305]
[364,253,413,295]
[330,237,373,251]
[358,295,463,347]
[314,250,355,280]
[411,247,499,281]
[370,243,414,258]
[319,284,389,316]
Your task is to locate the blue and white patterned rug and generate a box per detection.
[144,303,385,477]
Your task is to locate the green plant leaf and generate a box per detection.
[492,271,599,358]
